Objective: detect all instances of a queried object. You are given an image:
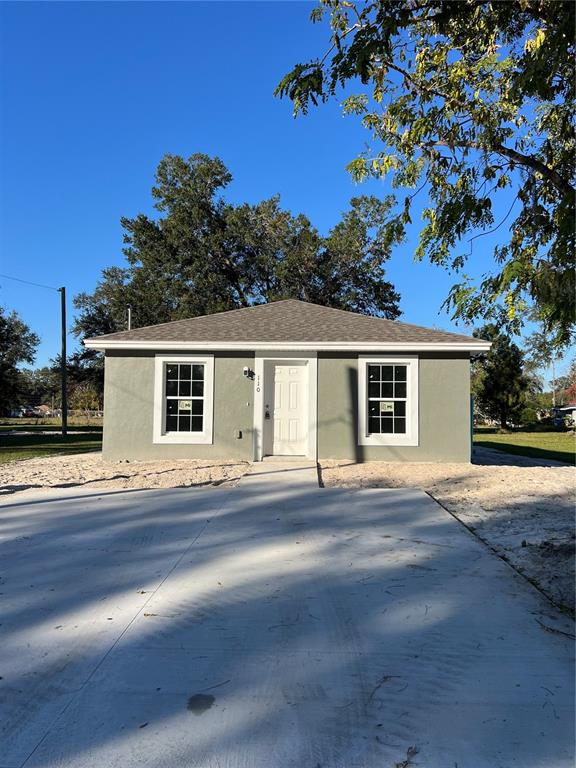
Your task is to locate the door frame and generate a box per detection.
[253,351,317,461]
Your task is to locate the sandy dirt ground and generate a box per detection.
[320,458,576,614]
[0,453,249,496]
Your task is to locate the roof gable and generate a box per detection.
[84,299,489,350]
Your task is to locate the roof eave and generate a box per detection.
[84,339,491,352]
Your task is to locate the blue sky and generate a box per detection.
[0,1,559,374]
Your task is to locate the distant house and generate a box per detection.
[84,300,490,463]
[551,404,576,426]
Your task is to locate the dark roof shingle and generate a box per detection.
[85,300,485,348]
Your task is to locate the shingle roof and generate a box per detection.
[85,299,488,349]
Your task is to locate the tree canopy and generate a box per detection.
[276,0,575,347]
[74,152,402,340]
[0,307,39,412]
[472,323,532,428]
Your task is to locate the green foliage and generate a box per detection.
[0,308,39,412]
[70,383,101,423]
[62,351,104,402]
[519,405,539,426]
[74,153,402,341]
[525,389,554,417]
[524,326,561,371]
[17,367,60,406]
[276,0,575,347]
[70,383,100,412]
[472,324,531,428]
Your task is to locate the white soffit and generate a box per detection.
[84,339,491,352]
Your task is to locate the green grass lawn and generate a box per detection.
[0,417,103,430]
[0,428,103,464]
[474,428,576,464]
[0,424,103,433]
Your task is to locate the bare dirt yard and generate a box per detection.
[321,455,576,614]
[0,453,249,496]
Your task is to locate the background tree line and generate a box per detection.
[2,140,573,428]
[2,152,403,412]
[0,309,102,416]
[5,2,575,422]
[4,1,575,426]
[71,152,404,395]
[471,325,575,429]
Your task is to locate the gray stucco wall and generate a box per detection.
[102,349,471,462]
[317,352,471,462]
[102,351,255,461]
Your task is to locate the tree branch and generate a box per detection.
[422,141,575,197]
[376,58,575,197]
[468,193,520,249]
[491,143,574,198]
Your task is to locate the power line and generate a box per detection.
[0,273,59,292]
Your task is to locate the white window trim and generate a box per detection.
[153,355,214,444]
[358,355,419,447]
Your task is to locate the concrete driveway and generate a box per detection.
[1,464,573,768]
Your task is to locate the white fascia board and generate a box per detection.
[84,339,491,352]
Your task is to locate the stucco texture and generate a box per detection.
[317,353,471,462]
[102,350,471,463]
[102,351,255,461]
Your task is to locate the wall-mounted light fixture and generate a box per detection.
[243,366,255,380]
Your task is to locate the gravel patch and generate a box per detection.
[320,458,576,613]
[0,452,250,496]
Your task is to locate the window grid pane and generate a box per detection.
[165,363,205,433]
[367,364,408,435]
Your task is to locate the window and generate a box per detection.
[153,356,214,444]
[358,356,418,446]
[165,363,205,433]
[367,364,407,434]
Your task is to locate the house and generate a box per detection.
[551,404,576,427]
[84,299,491,463]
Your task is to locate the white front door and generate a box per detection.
[270,363,307,456]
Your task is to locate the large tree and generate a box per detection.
[472,324,531,428]
[276,0,575,347]
[0,308,40,413]
[74,152,402,346]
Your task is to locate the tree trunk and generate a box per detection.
[500,414,508,430]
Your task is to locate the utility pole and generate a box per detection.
[58,287,68,436]
[0,275,69,431]
[127,305,132,331]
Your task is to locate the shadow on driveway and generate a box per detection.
[0,480,574,767]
